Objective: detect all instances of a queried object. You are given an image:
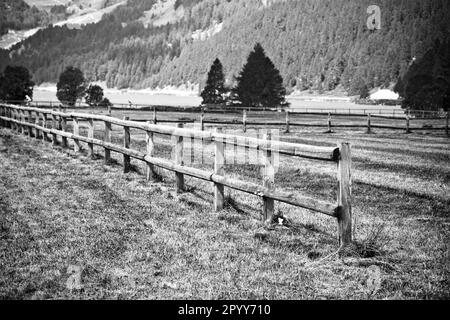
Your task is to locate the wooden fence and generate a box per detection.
[139,109,449,135]
[0,103,353,247]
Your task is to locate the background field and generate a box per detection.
[0,117,449,299]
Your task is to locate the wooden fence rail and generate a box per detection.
[134,109,449,135]
[0,103,353,247]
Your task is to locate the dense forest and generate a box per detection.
[0,0,54,36]
[1,0,449,96]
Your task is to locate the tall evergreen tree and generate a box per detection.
[232,43,287,109]
[395,39,450,112]
[200,58,226,105]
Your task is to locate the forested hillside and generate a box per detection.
[0,0,51,36]
[1,0,449,95]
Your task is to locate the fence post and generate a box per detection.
[42,112,48,142]
[406,114,411,133]
[51,110,58,146]
[73,117,81,152]
[88,118,94,158]
[123,116,131,173]
[5,107,9,129]
[262,132,275,223]
[104,120,111,164]
[446,112,449,137]
[153,107,157,125]
[243,109,247,133]
[200,111,204,131]
[58,106,62,130]
[0,105,4,128]
[146,121,156,180]
[367,113,371,134]
[21,109,26,135]
[27,110,33,137]
[285,110,290,133]
[214,127,225,211]
[326,112,332,133]
[174,123,184,193]
[337,142,352,247]
[61,113,68,148]
[15,109,20,132]
[34,111,40,139]
[108,104,112,115]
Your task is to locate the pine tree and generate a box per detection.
[200,58,226,105]
[232,43,287,109]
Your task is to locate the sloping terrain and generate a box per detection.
[0,124,448,299]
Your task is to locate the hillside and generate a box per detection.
[0,0,50,36]
[1,0,449,94]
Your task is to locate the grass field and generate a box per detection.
[0,118,449,299]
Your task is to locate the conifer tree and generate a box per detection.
[200,58,226,105]
[232,43,287,109]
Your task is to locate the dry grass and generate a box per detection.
[0,122,449,300]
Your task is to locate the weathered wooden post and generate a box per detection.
[27,110,33,137]
[262,132,275,223]
[243,109,247,133]
[0,105,3,128]
[34,111,40,139]
[367,113,371,134]
[72,117,81,152]
[123,116,131,173]
[58,106,62,130]
[446,112,449,137]
[14,109,19,132]
[21,109,26,135]
[6,107,10,129]
[214,128,225,211]
[2,106,8,128]
[337,142,352,247]
[26,110,32,136]
[406,114,411,133]
[200,111,204,131]
[146,121,156,180]
[285,110,290,133]
[327,112,332,133]
[88,118,94,158]
[174,123,184,193]
[61,113,68,148]
[51,109,58,146]
[153,107,157,125]
[104,120,111,164]
[42,112,48,142]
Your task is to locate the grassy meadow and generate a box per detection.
[0,114,449,299]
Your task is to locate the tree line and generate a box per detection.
[0,65,111,108]
[201,43,287,109]
[1,0,448,99]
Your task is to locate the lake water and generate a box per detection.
[32,88,403,113]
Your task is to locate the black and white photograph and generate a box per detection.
[0,0,449,303]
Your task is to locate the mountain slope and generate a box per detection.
[1,0,449,94]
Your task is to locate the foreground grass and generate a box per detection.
[0,126,449,299]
